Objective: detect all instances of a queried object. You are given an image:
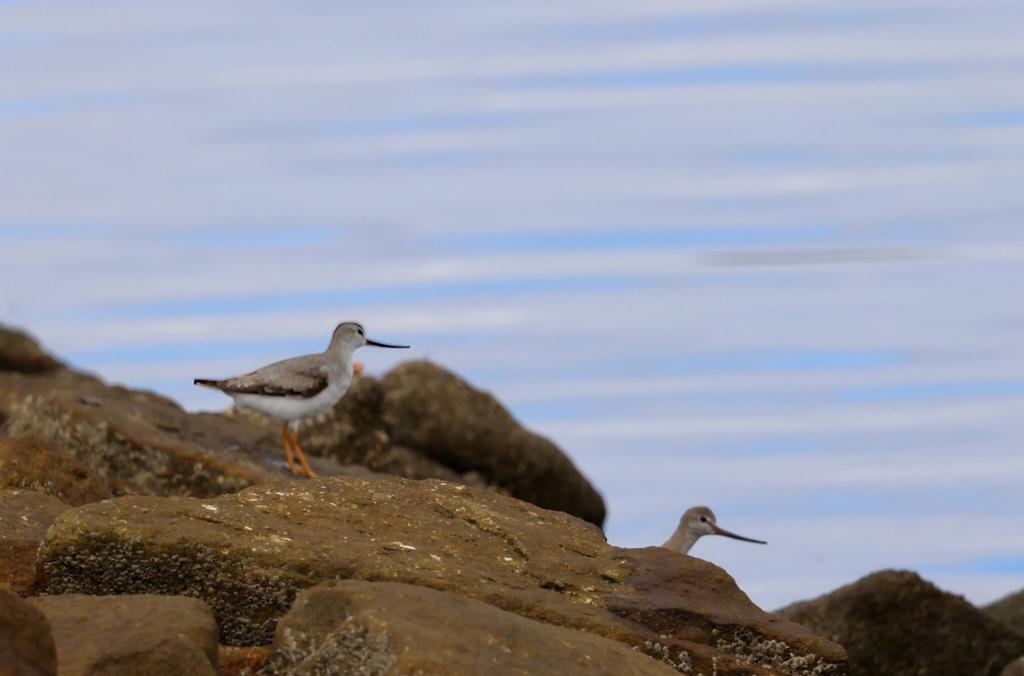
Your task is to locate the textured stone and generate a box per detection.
[37,475,845,675]
[0,329,607,524]
[379,360,606,527]
[0,437,111,506]
[0,325,61,375]
[218,645,272,676]
[776,570,1024,676]
[1,383,285,499]
[299,375,490,487]
[264,580,679,676]
[609,547,844,675]
[987,589,1024,637]
[1002,656,1024,676]
[29,594,219,676]
[0,588,57,676]
[0,490,68,595]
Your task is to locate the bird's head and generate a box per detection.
[679,506,766,545]
[329,321,409,352]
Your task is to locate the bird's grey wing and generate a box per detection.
[211,355,328,399]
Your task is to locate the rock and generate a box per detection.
[29,594,219,676]
[776,570,1024,676]
[0,490,68,595]
[379,361,606,527]
[299,376,492,488]
[37,475,845,675]
[264,579,679,676]
[0,373,290,498]
[0,326,605,526]
[609,547,845,675]
[0,437,111,506]
[0,588,57,676]
[1003,657,1024,676]
[218,645,272,676]
[0,325,62,374]
[987,589,1024,637]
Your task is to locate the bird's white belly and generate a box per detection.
[231,379,349,421]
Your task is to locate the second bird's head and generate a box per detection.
[679,506,766,545]
[330,321,409,351]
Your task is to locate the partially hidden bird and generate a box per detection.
[662,506,767,554]
[194,321,408,478]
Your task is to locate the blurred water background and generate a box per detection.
[2,1,1022,609]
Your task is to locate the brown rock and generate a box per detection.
[0,588,57,676]
[379,360,606,527]
[37,475,845,675]
[300,376,490,487]
[29,594,219,676]
[0,330,599,524]
[610,547,844,675]
[776,570,1024,676]
[0,490,68,595]
[1003,657,1024,676]
[0,325,61,374]
[0,437,111,506]
[218,645,272,676]
[0,375,289,498]
[265,580,679,676]
[987,589,1024,637]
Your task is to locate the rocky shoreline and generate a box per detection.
[1,323,1021,675]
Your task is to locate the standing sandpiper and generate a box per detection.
[195,321,408,478]
[662,506,766,554]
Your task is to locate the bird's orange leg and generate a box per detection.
[288,426,318,479]
[280,423,300,475]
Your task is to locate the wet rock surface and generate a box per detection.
[0,490,69,595]
[37,475,846,675]
[264,579,680,676]
[0,588,57,676]
[0,437,111,506]
[776,570,1024,676]
[29,594,219,676]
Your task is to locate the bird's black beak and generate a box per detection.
[711,525,767,545]
[366,338,410,349]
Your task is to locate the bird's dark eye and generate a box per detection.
[700,517,708,522]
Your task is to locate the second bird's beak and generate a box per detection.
[366,338,410,349]
[711,525,767,545]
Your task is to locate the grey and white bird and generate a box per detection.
[194,321,408,478]
[662,506,766,555]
